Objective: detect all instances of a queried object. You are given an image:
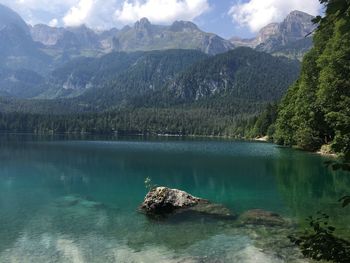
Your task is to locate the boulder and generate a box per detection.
[239,209,285,226]
[139,187,234,218]
[140,187,201,214]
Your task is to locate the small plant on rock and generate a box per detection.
[144,177,157,192]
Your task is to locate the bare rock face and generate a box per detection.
[239,209,286,226]
[139,187,234,218]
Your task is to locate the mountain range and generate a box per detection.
[0,3,306,118]
[30,18,234,58]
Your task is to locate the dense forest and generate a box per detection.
[0,47,300,136]
[244,0,350,158]
[271,0,350,158]
[0,101,265,137]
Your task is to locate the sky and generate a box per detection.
[0,0,322,38]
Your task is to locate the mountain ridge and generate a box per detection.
[230,10,316,59]
[31,17,235,56]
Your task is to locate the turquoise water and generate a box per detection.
[0,134,349,262]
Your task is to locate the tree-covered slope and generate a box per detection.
[0,47,301,116]
[40,49,208,101]
[274,0,350,156]
[0,47,301,136]
[0,67,45,98]
[163,47,300,104]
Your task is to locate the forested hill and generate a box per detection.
[163,47,300,104]
[255,0,350,157]
[0,47,301,135]
[78,47,300,110]
[39,49,208,100]
[0,47,300,115]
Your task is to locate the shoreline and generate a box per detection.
[252,136,269,142]
[316,144,338,158]
[0,132,341,159]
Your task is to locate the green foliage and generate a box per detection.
[274,0,350,156]
[251,104,278,138]
[289,212,350,263]
[0,105,263,137]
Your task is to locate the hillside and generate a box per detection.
[163,47,300,104]
[39,49,208,100]
[0,4,51,73]
[274,1,350,157]
[50,47,300,112]
[0,48,301,136]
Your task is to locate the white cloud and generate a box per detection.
[49,18,59,27]
[63,0,94,26]
[114,0,210,24]
[228,0,321,32]
[0,0,77,25]
[0,0,209,28]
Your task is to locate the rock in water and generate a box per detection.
[140,187,201,214]
[139,187,234,218]
[239,209,285,226]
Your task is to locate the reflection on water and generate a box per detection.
[274,148,350,236]
[0,134,349,262]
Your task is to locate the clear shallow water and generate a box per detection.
[0,134,349,262]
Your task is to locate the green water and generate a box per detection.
[0,134,349,262]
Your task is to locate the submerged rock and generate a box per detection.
[139,187,234,218]
[56,195,105,210]
[190,202,233,218]
[239,209,285,227]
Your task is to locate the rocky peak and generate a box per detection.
[134,17,152,30]
[279,10,315,42]
[256,23,280,44]
[31,24,64,46]
[287,10,314,20]
[169,20,199,32]
[230,10,316,57]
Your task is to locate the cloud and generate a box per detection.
[228,0,322,32]
[49,18,59,27]
[0,0,77,25]
[114,0,210,24]
[63,0,94,26]
[0,0,209,28]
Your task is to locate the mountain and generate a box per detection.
[37,49,208,100]
[31,18,234,56]
[0,48,301,136]
[231,11,316,59]
[59,47,300,112]
[31,24,103,50]
[0,48,300,116]
[111,18,234,55]
[163,47,301,104]
[0,4,51,73]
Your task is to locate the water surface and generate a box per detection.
[0,134,349,262]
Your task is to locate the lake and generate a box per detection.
[0,134,349,262]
